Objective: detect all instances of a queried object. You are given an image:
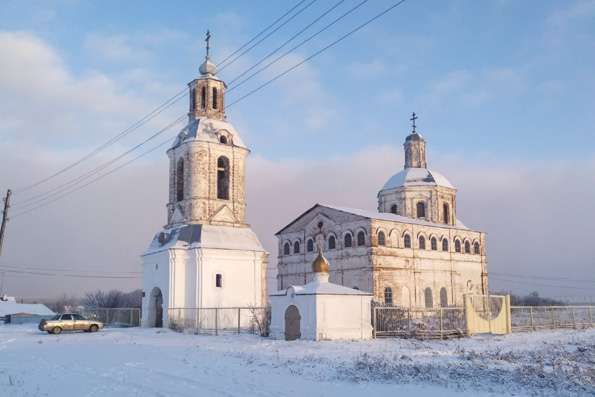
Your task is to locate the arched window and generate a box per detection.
[219,135,228,144]
[190,88,195,110]
[419,236,426,250]
[384,287,393,306]
[474,242,480,255]
[424,287,433,308]
[390,204,398,214]
[378,231,386,246]
[344,233,352,248]
[442,238,449,252]
[464,241,471,254]
[216,274,222,288]
[328,235,336,250]
[176,158,184,202]
[455,239,461,253]
[306,239,314,253]
[201,86,206,109]
[443,203,450,224]
[416,201,426,218]
[357,231,365,246]
[212,87,218,109]
[217,156,230,200]
[431,237,437,250]
[283,243,290,255]
[293,241,300,254]
[440,287,448,307]
[404,234,411,248]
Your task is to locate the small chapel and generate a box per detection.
[276,115,489,309]
[141,36,268,328]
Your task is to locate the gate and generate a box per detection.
[464,294,511,335]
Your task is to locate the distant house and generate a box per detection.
[0,301,55,324]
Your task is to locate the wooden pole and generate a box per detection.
[0,189,12,257]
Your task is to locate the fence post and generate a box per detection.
[215,308,218,336]
[529,306,534,331]
[237,308,241,335]
[130,309,133,327]
[550,307,555,329]
[589,306,593,327]
[371,306,376,338]
[570,307,576,329]
[439,308,443,339]
[408,309,412,336]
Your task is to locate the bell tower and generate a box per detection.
[166,32,248,228]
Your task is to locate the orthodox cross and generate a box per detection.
[205,30,212,58]
[410,112,418,133]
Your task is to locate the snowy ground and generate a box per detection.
[0,325,593,397]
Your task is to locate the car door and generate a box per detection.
[60,314,74,331]
[72,314,88,330]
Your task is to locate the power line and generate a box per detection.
[10,129,180,218]
[13,89,187,195]
[1,268,140,279]
[227,0,369,93]
[218,0,309,66]
[227,0,347,86]
[218,0,319,72]
[225,0,408,109]
[0,264,140,274]
[490,276,595,291]
[12,115,186,212]
[491,271,595,284]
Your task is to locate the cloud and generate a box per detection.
[2,140,593,300]
[0,31,182,150]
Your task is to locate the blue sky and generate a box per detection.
[3,0,594,160]
[0,0,594,300]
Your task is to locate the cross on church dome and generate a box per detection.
[410,112,418,133]
[199,30,217,76]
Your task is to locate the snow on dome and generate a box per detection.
[171,117,247,150]
[199,58,217,76]
[381,168,454,190]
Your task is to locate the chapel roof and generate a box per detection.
[170,117,248,150]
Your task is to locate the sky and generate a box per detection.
[0,0,594,301]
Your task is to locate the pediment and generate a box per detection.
[210,205,237,224]
[171,204,186,224]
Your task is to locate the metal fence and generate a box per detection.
[511,306,594,332]
[168,307,269,336]
[80,307,141,327]
[373,306,466,339]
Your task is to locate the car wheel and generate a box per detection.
[52,327,62,335]
[89,324,99,333]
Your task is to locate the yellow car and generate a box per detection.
[39,313,104,334]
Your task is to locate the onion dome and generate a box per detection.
[199,57,217,77]
[311,245,330,273]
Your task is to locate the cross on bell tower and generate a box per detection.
[205,30,211,59]
[410,112,418,133]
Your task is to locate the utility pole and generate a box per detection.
[0,189,12,257]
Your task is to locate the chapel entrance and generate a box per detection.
[284,305,301,341]
[149,287,163,328]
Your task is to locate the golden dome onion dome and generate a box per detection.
[311,246,330,273]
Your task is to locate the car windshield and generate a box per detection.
[50,314,61,320]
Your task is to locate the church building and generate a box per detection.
[275,115,488,308]
[141,37,268,327]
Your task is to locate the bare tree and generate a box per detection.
[82,289,142,308]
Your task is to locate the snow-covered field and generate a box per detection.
[0,325,593,397]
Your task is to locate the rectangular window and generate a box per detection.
[216,274,222,288]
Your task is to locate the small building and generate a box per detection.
[270,247,373,341]
[0,301,55,324]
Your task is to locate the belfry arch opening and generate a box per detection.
[148,287,163,328]
[176,159,184,202]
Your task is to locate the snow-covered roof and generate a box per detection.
[381,167,454,190]
[277,203,469,234]
[0,302,54,317]
[270,279,371,297]
[144,223,266,255]
[170,117,247,150]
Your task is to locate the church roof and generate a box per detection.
[276,203,470,235]
[170,117,248,150]
[144,223,266,255]
[381,167,454,190]
[270,280,372,296]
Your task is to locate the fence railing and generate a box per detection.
[80,307,141,328]
[373,306,466,339]
[511,305,594,332]
[168,307,269,336]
